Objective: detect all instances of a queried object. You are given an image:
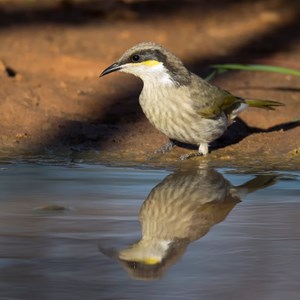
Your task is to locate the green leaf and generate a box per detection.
[210,64,300,76]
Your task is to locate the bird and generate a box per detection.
[100,42,283,157]
[99,166,277,280]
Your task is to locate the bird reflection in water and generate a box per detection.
[100,167,276,280]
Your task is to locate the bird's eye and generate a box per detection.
[131,54,141,62]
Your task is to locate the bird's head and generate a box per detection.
[118,238,171,266]
[113,238,188,280]
[100,42,191,86]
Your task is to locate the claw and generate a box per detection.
[155,140,176,154]
[179,152,202,160]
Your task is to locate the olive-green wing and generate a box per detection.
[189,75,242,119]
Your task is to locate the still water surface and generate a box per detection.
[0,162,299,300]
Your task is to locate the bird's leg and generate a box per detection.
[179,143,209,160]
[198,143,209,156]
[155,139,177,154]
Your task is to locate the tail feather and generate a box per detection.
[245,99,284,110]
[234,174,277,198]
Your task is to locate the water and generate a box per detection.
[0,162,299,300]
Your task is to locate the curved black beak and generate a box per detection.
[100,62,121,77]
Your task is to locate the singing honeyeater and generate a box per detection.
[100,42,283,156]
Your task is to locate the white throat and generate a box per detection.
[120,62,175,87]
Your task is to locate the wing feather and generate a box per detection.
[189,74,242,119]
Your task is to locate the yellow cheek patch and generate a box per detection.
[123,256,161,265]
[130,60,160,67]
[142,257,161,265]
[142,60,160,67]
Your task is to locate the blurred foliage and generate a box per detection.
[206,64,300,81]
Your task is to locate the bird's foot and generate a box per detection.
[179,143,209,160]
[179,152,202,160]
[154,140,176,154]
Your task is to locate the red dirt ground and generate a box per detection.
[0,0,299,169]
